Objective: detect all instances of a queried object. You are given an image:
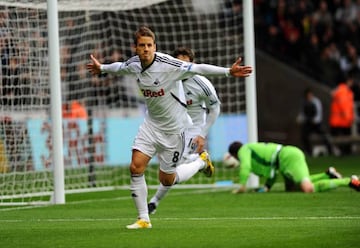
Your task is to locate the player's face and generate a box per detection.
[177,55,191,62]
[135,36,156,67]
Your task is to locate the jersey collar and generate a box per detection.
[141,53,157,73]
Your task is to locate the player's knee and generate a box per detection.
[129,162,145,175]
[159,171,176,186]
[160,178,174,186]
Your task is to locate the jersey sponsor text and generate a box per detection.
[141,88,165,97]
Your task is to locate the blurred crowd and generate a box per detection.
[2,1,360,111]
[255,0,360,92]
[254,0,360,154]
[0,7,139,111]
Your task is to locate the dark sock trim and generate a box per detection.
[131,173,144,177]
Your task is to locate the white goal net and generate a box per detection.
[0,0,247,205]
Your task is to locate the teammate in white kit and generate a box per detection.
[87,26,252,229]
[148,46,221,214]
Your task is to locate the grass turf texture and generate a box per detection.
[1,155,359,248]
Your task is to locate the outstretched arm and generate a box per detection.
[229,57,253,77]
[86,54,102,75]
[87,54,125,75]
[188,57,252,78]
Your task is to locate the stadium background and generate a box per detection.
[1,0,359,175]
[0,4,359,247]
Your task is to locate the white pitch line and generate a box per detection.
[1,216,360,223]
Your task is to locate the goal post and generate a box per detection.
[47,0,65,204]
[243,0,259,188]
[0,0,258,205]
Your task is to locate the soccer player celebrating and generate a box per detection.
[87,26,252,229]
[228,141,360,193]
[148,47,221,214]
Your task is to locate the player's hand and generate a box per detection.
[232,187,246,194]
[229,57,253,77]
[193,136,205,153]
[86,54,102,75]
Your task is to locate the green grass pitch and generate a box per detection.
[1,155,359,248]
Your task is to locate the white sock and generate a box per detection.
[150,158,204,207]
[176,158,205,183]
[150,183,172,206]
[182,153,200,163]
[130,174,149,222]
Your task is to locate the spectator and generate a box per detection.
[329,75,355,155]
[334,0,357,25]
[1,49,30,107]
[312,0,333,34]
[62,100,88,119]
[327,0,342,16]
[71,63,89,102]
[339,42,360,78]
[282,18,302,60]
[220,0,243,39]
[350,75,360,134]
[319,44,343,87]
[254,0,360,89]
[294,0,314,40]
[345,20,360,50]
[298,88,334,155]
[301,33,322,76]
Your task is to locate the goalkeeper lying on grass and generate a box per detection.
[228,141,360,193]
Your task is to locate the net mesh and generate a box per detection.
[0,0,245,204]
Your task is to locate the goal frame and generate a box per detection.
[243,0,259,188]
[47,0,65,205]
[0,0,258,205]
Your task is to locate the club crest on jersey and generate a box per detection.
[153,79,160,85]
[141,88,165,97]
[209,99,218,105]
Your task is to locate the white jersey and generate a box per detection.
[101,52,229,134]
[183,75,221,138]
